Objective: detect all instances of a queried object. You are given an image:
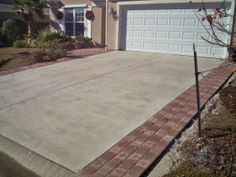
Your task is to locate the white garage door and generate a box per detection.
[119,3,232,58]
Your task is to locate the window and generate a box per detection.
[65,8,73,21]
[64,7,85,37]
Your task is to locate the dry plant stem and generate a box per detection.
[191,0,233,48]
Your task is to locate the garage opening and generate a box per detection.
[119,2,232,58]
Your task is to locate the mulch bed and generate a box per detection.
[164,79,236,177]
[0,47,107,76]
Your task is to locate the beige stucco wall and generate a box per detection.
[107,1,118,50]
[91,6,105,46]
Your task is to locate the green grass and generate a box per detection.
[0,151,40,177]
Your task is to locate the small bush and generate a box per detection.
[32,48,66,62]
[59,35,72,43]
[13,40,30,48]
[76,35,93,48]
[37,27,64,42]
[35,28,72,49]
[48,48,66,61]
[1,19,18,45]
[34,39,58,49]
[59,41,75,51]
[32,49,46,62]
[1,18,26,45]
[76,35,92,42]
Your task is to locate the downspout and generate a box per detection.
[105,0,109,50]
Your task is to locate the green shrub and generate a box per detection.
[76,35,92,42]
[48,48,66,60]
[33,39,58,49]
[13,40,30,48]
[76,35,93,48]
[59,41,75,51]
[37,27,64,42]
[35,27,70,49]
[1,18,26,45]
[32,48,66,62]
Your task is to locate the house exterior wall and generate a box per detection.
[91,6,105,46]
[49,0,106,46]
[107,1,118,50]
[49,0,234,50]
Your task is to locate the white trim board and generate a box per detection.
[64,4,88,8]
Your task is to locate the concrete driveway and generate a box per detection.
[0,51,221,172]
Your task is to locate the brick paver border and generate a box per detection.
[79,61,235,177]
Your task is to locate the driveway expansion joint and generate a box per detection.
[0,57,152,111]
[79,61,235,177]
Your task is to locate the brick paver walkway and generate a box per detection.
[79,61,235,177]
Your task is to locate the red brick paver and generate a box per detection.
[79,61,235,177]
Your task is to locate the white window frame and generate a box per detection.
[62,4,91,38]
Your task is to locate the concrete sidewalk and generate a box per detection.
[0,51,221,174]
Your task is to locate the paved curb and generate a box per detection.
[0,134,76,177]
[79,61,235,177]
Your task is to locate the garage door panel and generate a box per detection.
[211,47,227,57]
[184,19,197,26]
[169,31,182,40]
[133,19,144,25]
[156,43,167,52]
[183,32,195,40]
[170,19,183,27]
[157,19,168,26]
[168,44,180,53]
[182,45,194,54]
[156,31,168,39]
[132,30,143,37]
[143,43,154,51]
[144,30,155,38]
[196,46,210,55]
[120,3,232,58]
[144,19,156,25]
